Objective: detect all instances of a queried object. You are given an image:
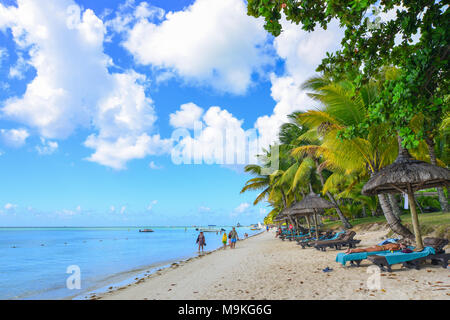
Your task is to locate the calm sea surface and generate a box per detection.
[0,226,263,299]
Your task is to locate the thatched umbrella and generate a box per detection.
[362,142,450,250]
[288,207,315,236]
[290,192,335,239]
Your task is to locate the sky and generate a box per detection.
[0,0,346,226]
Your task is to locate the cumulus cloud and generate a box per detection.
[0,128,29,147]
[0,47,8,66]
[235,202,250,213]
[36,137,58,155]
[0,0,169,169]
[122,0,273,94]
[148,161,163,169]
[253,18,344,150]
[172,105,260,165]
[4,203,18,210]
[169,102,204,129]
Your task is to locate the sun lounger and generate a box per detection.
[367,238,449,272]
[313,231,360,251]
[298,231,341,249]
[335,245,414,267]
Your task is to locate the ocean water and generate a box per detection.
[0,226,263,300]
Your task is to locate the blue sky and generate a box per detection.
[0,0,345,226]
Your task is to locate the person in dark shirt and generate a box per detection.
[196,232,206,253]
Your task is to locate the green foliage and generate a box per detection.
[247,0,449,148]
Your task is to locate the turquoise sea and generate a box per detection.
[0,226,263,299]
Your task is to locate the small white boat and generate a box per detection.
[196,227,221,232]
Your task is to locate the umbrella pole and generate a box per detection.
[314,210,319,240]
[407,184,424,251]
[306,215,312,236]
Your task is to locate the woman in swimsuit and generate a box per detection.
[196,231,206,252]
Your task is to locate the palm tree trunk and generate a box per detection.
[362,204,367,217]
[314,159,352,229]
[378,193,414,239]
[425,136,449,212]
[388,194,402,219]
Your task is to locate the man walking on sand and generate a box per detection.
[229,227,239,249]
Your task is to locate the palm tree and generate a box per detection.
[294,75,414,238]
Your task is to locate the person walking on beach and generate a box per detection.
[222,231,228,249]
[196,231,206,253]
[229,227,239,249]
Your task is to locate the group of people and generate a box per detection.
[196,227,239,253]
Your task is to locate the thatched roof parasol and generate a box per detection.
[288,192,335,238]
[362,148,450,196]
[362,141,450,250]
[291,192,335,210]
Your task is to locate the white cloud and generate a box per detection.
[8,52,30,79]
[85,133,171,170]
[36,137,58,155]
[253,18,344,150]
[4,203,18,210]
[198,206,211,213]
[122,0,273,94]
[169,102,204,129]
[0,47,8,66]
[148,161,163,169]
[120,206,126,214]
[0,128,29,147]
[173,105,259,165]
[0,0,169,169]
[146,200,158,210]
[234,202,250,213]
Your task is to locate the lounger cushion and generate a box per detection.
[375,246,436,265]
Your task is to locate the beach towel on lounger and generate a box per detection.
[376,246,435,265]
[335,246,415,266]
[335,251,387,266]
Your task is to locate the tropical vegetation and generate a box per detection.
[241,1,449,238]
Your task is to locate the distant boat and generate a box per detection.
[139,229,154,232]
[236,223,241,227]
[250,222,263,230]
[196,227,221,232]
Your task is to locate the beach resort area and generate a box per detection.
[97,214,450,301]
[0,0,449,307]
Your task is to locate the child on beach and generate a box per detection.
[196,232,206,253]
[222,232,227,249]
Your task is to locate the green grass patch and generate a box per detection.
[322,211,450,234]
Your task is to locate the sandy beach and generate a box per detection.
[97,229,450,300]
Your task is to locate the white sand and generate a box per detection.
[98,230,449,300]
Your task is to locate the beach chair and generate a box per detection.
[297,231,338,249]
[313,231,360,252]
[335,245,413,267]
[367,238,449,272]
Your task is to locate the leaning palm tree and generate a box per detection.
[294,76,414,238]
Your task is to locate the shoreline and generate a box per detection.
[98,229,449,300]
[83,231,265,300]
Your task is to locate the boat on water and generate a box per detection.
[250,222,264,230]
[195,226,222,232]
[139,229,154,232]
